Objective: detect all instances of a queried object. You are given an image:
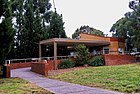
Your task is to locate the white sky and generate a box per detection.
[51,0,131,37]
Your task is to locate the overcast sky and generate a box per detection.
[51,0,131,37]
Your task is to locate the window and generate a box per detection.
[118,48,123,54]
[103,47,110,54]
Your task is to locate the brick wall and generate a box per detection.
[10,62,32,69]
[31,62,48,75]
[104,54,136,66]
[47,60,61,70]
[31,60,61,75]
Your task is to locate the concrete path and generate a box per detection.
[11,67,122,94]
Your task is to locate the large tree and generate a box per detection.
[47,11,67,38]
[7,0,67,59]
[110,3,140,51]
[8,0,51,58]
[72,25,104,39]
[128,5,140,49]
[110,17,133,51]
[0,0,16,64]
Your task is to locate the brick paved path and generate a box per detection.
[11,67,122,94]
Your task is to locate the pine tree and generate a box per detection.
[48,11,67,38]
[20,0,34,58]
[8,0,51,59]
[0,0,16,64]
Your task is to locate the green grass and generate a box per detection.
[0,78,52,94]
[49,63,140,93]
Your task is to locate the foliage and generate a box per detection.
[75,44,90,66]
[49,64,140,93]
[17,0,48,58]
[110,4,140,51]
[88,56,105,66]
[128,5,140,49]
[110,17,128,38]
[110,17,133,51]
[129,0,140,10]
[0,78,52,94]
[0,0,16,64]
[7,0,67,59]
[48,11,67,38]
[72,25,104,39]
[7,0,51,59]
[58,59,75,69]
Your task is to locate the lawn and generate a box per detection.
[0,78,52,94]
[49,63,140,93]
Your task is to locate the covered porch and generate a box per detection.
[39,38,110,70]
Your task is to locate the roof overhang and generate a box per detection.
[40,38,110,47]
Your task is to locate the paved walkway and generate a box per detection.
[11,67,122,94]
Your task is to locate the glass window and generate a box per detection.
[103,47,110,54]
[118,48,123,54]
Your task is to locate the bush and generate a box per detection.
[75,44,90,66]
[88,56,105,66]
[58,59,75,69]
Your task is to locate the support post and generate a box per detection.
[39,44,41,61]
[54,42,57,70]
[3,64,10,78]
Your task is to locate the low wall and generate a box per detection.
[31,62,48,75]
[47,60,61,70]
[10,62,32,69]
[104,54,136,66]
[31,60,61,76]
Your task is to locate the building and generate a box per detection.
[79,33,125,55]
[39,33,126,69]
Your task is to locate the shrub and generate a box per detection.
[88,56,105,66]
[75,44,90,66]
[58,59,75,69]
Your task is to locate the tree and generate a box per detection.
[8,0,25,59]
[129,0,140,10]
[110,4,140,51]
[47,11,67,38]
[110,17,133,51]
[110,17,130,38]
[75,44,90,66]
[127,5,140,49]
[7,0,67,59]
[19,0,49,58]
[8,0,51,59]
[72,25,104,39]
[0,0,16,64]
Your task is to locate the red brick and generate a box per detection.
[103,55,136,66]
[31,60,61,76]
[10,62,31,69]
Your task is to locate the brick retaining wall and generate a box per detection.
[104,54,136,66]
[10,62,32,69]
[31,62,48,75]
[31,60,61,76]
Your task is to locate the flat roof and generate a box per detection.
[40,38,110,47]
